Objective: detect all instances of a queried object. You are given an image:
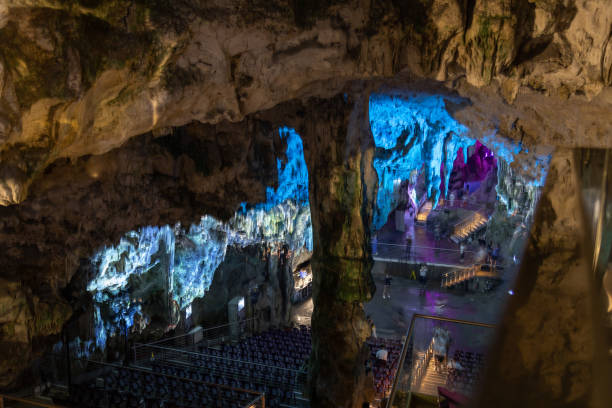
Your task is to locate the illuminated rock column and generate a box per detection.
[301,94,377,407]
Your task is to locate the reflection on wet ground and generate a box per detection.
[365,261,514,339]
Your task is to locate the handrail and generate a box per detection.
[0,395,65,408]
[148,317,257,346]
[140,344,305,374]
[245,394,266,408]
[386,314,495,407]
[136,342,307,375]
[452,208,486,227]
[81,358,265,408]
[373,242,477,254]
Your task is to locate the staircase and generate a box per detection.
[441,265,502,292]
[450,212,487,243]
[441,267,477,288]
[414,353,448,396]
[416,201,433,223]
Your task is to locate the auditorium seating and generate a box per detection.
[197,326,311,371]
[67,366,258,408]
[146,325,312,407]
[445,350,486,396]
[68,327,406,407]
[365,337,403,398]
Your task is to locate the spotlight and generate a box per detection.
[508,290,514,295]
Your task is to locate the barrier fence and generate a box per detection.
[372,241,480,267]
[134,343,305,398]
[68,357,264,408]
[387,315,495,408]
[145,318,257,351]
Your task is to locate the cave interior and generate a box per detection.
[1,2,612,408]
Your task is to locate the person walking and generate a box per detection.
[383,273,392,300]
[419,264,428,295]
[459,242,466,263]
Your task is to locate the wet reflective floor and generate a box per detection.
[364,261,516,339]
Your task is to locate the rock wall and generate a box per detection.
[0,1,612,403]
[192,244,293,331]
[0,118,279,387]
[301,94,377,407]
[475,150,599,407]
[1,1,612,206]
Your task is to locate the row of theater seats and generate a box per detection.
[446,350,486,396]
[366,337,403,398]
[161,354,300,387]
[145,326,312,408]
[150,362,294,408]
[197,326,311,371]
[67,366,256,408]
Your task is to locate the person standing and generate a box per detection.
[459,242,466,263]
[432,327,451,373]
[367,315,377,338]
[405,234,412,260]
[405,207,415,259]
[419,264,428,291]
[492,243,500,270]
[372,233,378,256]
[434,222,441,257]
[383,273,392,300]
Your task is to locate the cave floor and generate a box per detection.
[290,260,513,341]
[374,210,488,268]
[364,261,514,339]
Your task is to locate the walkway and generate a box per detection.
[364,262,513,340]
[372,200,484,268]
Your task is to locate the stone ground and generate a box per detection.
[292,259,516,341]
[365,261,515,338]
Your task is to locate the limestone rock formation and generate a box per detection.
[0,0,611,206]
[0,119,279,386]
[475,150,595,407]
[301,94,377,407]
[0,0,612,405]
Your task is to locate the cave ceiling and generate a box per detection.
[0,0,611,207]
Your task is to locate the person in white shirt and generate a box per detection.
[375,348,388,361]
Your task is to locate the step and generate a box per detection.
[415,355,448,396]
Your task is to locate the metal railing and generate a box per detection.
[436,198,485,213]
[441,263,503,288]
[387,314,496,408]
[144,318,256,351]
[451,211,488,241]
[372,241,478,267]
[0,395,66,408]
[441,267,478,287]
[71,358,265,408]
[134,343,305,399]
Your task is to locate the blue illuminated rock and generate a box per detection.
[369,93,475,230]
[87,128,312,350]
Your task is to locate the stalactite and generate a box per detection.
[86,127,312,351]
